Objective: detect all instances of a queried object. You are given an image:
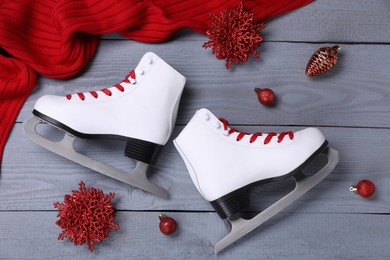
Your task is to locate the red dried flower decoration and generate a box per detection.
[53,181,120,252]
[203,2,266,69]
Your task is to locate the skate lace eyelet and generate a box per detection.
[203,113,210,121]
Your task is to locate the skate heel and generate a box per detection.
[124,138,162,164]
[210,188,250,219]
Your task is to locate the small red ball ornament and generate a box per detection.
[159,214,177,235]
[305,45,341,77]
[53,181,120,252]
[255,88,276,106]
[203,2,266,69]
[350,179,376,198]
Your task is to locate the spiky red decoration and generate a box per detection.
[203,2,266,69]
[53,181,120,252]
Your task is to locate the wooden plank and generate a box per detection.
[2,123,389,213]
[1,1,389,258]
[102,0,390,43]
[0,211,388,259]
[17,41,390,128]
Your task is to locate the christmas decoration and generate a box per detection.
[254,88,276,106]
[0,0,313,169]
[350,179,376,198]
[159,214,177,235]
[305,45,341,77]
[203,2,266,69]
[53,181,120,252]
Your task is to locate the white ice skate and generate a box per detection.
[174,108,339,252]
[24,52,186,198]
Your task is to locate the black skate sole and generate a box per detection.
[33,110,162,164]
[210,140,329,219]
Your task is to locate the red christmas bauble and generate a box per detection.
[255,88,276,106]
[159,214,177,235]
[350,179,375,198]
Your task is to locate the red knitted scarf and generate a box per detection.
[0,0,312,166]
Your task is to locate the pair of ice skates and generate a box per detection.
[24,52,339,253]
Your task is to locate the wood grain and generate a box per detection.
[0,211,388,259]
[2,0,390,258]
[17,41,390,127]
[102,0,390,43]
[2,124,389,214]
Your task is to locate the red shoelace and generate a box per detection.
[219,118,294,144]
[66,70,136,100]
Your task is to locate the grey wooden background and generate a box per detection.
[1,0,390,259]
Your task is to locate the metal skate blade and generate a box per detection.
[23,116,168,198]
[214,148,339,253]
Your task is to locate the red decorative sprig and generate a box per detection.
[203,2,266,69]
[53,181,120,252]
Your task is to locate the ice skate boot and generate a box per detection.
[173,108,339,252]
[24,52,186,198]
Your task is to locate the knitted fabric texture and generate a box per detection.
[0,0,312,166]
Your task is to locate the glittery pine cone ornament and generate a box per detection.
[305,45,341,77]
[53,181,120,252]
[203,2,266,69]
